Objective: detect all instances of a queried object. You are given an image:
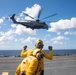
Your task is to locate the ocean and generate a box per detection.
[0,49,76,57]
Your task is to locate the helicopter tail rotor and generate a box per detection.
[10,14,17,23]
[10,14,15,20]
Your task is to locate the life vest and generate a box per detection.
[21,56,36,72]
[20,56,42,75]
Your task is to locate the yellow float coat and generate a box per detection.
[20,49,53,70]
[15,56,42,75]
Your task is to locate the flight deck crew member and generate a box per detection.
[20,39,53,75]
[15,49,44,75]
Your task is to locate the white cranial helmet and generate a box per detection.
[33,49,44,60]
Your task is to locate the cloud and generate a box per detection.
[48,17,76,32]
[0,29,14,36]
[14,39,18,42]
[22,36,38,43]
[0,31,3,36]
[64,31,76,35]
[14,25,36,35]
[0,29,14,43]
[44,34,50,41]
[11,24,17,28]
[0,25,36,43]
[0,36,13,43]
[5,29,14,36]
[50,36,69,44]
[0,17,5,24]
[0,18,3,24]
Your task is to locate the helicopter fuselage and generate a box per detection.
[13,20,48,30]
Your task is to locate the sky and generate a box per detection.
[0,0,76,50]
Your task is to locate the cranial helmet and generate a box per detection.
[33,49,44,60]
[35,39,44,49]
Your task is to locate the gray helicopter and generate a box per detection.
[10,11,57,30]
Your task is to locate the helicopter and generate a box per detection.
[10,10,57,30]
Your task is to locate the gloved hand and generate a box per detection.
[23,45,27,50]
[48,46,52,51]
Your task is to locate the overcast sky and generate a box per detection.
[0,0,76,50]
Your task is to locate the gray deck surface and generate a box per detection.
[0,55,76,75]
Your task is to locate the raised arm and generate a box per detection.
[43,46,53,60]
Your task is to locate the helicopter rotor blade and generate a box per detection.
[23,13,35,20]
[38,9,42,20]
[41,13,57,20]
[44,21,56,23]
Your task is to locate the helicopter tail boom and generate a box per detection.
[10,14,17,23]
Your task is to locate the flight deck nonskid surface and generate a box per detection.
[0,56,76,75]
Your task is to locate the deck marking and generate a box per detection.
[2,72,9,75]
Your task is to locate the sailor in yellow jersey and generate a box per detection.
[15,49,44,75]
[20,39,53,75]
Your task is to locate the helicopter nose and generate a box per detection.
[46,27,48,30]
[44,25,48,30]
